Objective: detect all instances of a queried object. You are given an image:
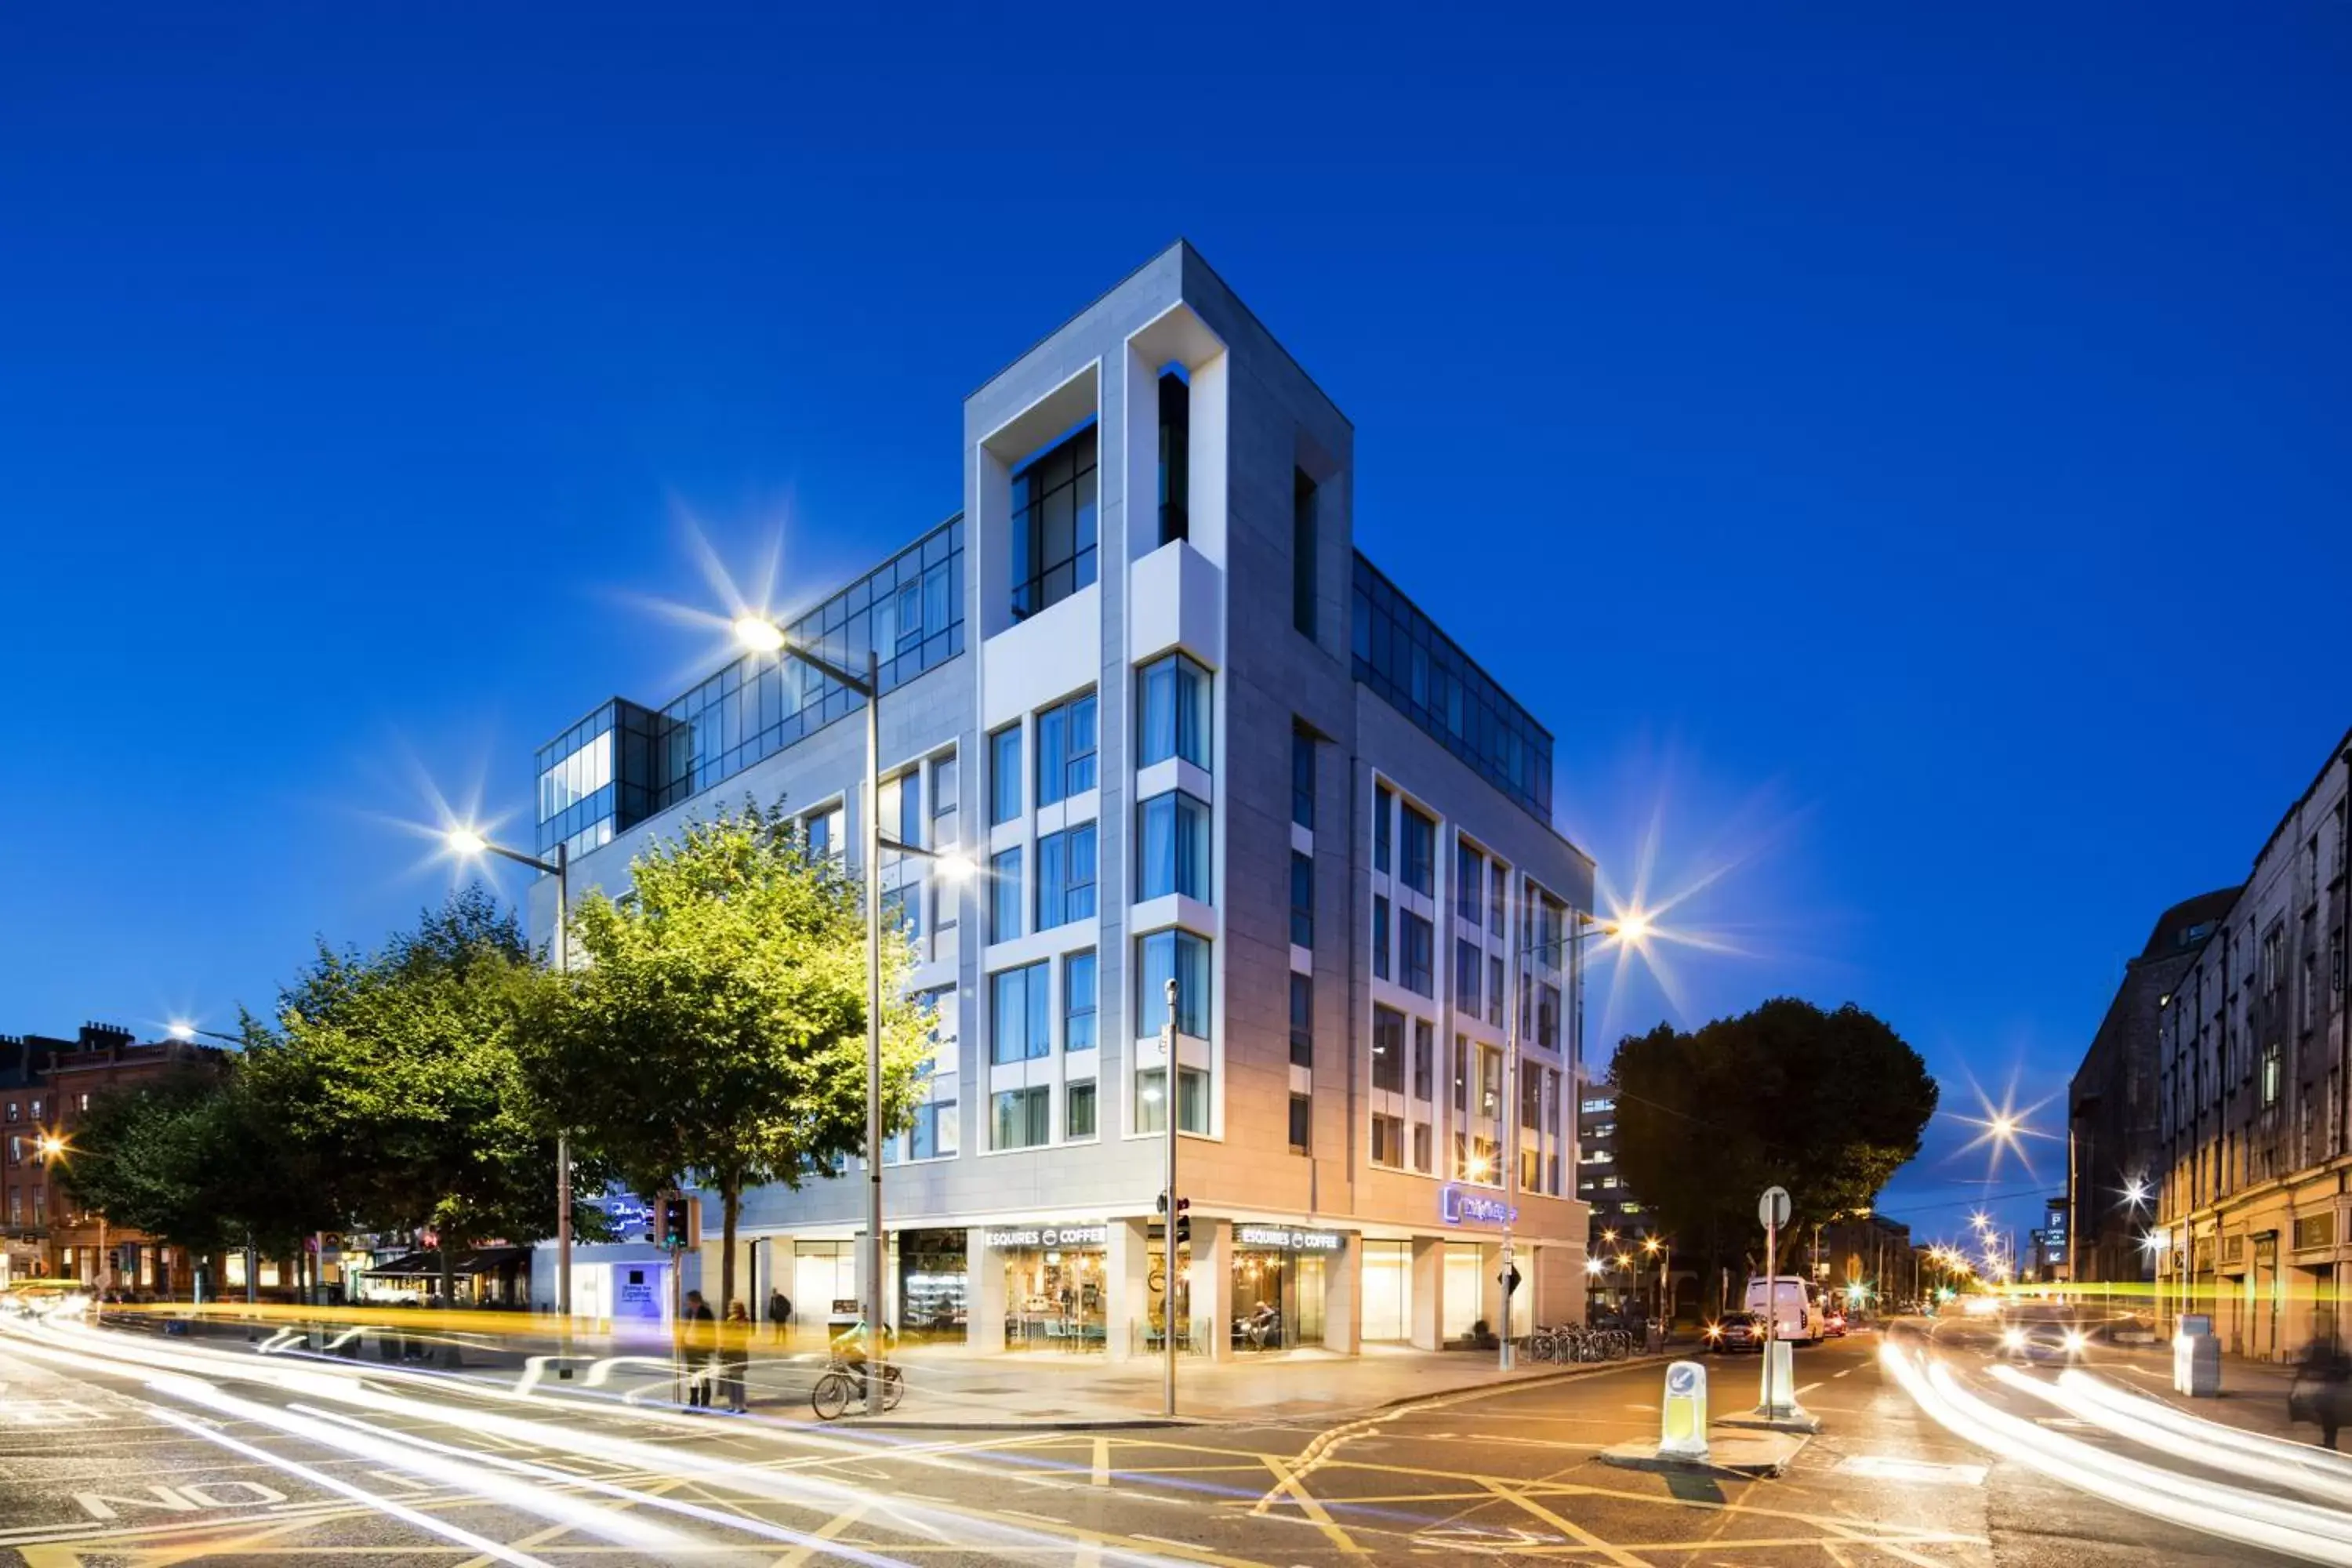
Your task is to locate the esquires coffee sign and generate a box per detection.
[984,1224,1109,1250]
[1235,1225,1343,1252]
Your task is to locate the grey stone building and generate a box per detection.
[2067,887,2239,1287]
[523,242,1598,1360]
[2155,731,2352,1359]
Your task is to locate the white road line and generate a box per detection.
[142,1406,554,1568]
[1797,1382,1824,1396]
[1835,1367,1857,1377]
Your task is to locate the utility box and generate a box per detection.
[1659,1359,1709,1460]
[2174,1316,2220,1398]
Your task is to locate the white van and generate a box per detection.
[1743,1276,1824,1345]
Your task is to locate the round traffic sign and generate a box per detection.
[1759,1186,1791,1229]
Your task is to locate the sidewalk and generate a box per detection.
[851,1338,1671,1428]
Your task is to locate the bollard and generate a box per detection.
[1659,1359,1709,1460]
[1759,1339,1803,1418]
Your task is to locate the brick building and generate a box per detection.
[0,1022,221,1294]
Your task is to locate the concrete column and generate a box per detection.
[1323,1239,1360,1353]
[1191,1218,1234,1362]
[967,1229,1005,1353]
[1107,1216,1149,1362]
[1481,1241,1505,1340]
[1409,1237,1444,1350]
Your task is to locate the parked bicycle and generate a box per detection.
[809,1354,905,1420]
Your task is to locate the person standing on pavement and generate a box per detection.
[768,1287,791,1345]
[681,1290,717,1409]
[2292,1337,2352,1449]
[719,1301,753,1413]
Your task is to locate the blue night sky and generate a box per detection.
[4,5,2346,1254]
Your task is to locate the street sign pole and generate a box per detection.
[1759,1185,1791,1416]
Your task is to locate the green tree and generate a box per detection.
[1608,998,1937,1291]
[243,887,610,1302]
[57,1063,338,1294]
[528,798,937,1316]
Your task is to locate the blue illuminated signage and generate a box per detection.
[1441,1185,1518,1226]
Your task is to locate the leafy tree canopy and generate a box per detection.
[1607,997,1937,1273]
[525,797,936,1311]
[241,886,612,1257]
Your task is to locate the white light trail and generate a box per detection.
[1881,1341,2352,1564]
[143,1405,555,1568]
[2050,1368,2352,1500]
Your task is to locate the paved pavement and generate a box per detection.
[0,1307,2341,1564]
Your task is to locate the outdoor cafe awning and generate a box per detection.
[361,1246,531,1279]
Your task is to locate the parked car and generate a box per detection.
[1704,1312,1765,1353]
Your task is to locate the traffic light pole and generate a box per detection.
[1161,977,1178,1420]
[863,648,888,1406]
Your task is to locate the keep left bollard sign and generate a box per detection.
[1659,1359,1708,1460]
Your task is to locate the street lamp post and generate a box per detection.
[732,617,971,1410]
[448,831,572,1342]
[1497,908,1638,1370]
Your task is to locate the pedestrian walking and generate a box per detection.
[2290,1337,2352,1449]
[720,1301,753,1412]
[681,1290,717,1409]
[768,1287,791,1345]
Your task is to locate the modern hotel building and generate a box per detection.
[526,242,1596,1358]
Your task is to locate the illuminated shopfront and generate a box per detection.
[1231,1226,1340,1352]
[989,1222,1108,1351]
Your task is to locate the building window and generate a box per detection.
[1178,1065,1209,1134]
[1159,372,1189,545]
[1374,785,1393,873]
[881,884,916,939]
[1490,862,1506,934]
[1036,691,1098,806]
[1456,841,1483,927]
[1372,896,1391,980]
[1479,1044,1503,1118]
[2262,1043,2282,1106]
[1413,1018,1435,1101]
[1066,1081,1098,1141]
[1399,912,1434,996]
[2,1103,13,1123]
[1137,930,1210,1039]
[1288,1094,1312,1154]
[1350,555,1553,819]
[1064,951,1098,1052]
[989,962,1050,1065]
[1292,728,1316,829]
[804,805,840,860]
[989,726,1022,826]
[1488,956,1504,1027]
[1537,983,1562,1051]
[1371,1113,1405,1169]
[1414,1121,1433,1174]
[1136,1069,1169,1135]
[1399,806,1436,895]
[931,753,958,840]
[895,769,924,851]
[1373,1006,1405,1094]
[1454,1035,1470,1115]
[1289,972,1313,1067]
[1455,939,1482,1015]
[989,848,1022,942]
[1293,469,1317,637]
[1137,790,1211,902]
[910,1099,957,1160]
[1036,824,1098,931]
[1137,654,1210,771]
[1290,852,1316,948]
[2263,924,2285,995]
[1011,424,1098,619]
[993,1086,1051,1150]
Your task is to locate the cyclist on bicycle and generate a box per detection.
[829,1317,898,1409]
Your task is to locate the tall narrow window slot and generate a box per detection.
[1293,469,1318,637]
[1158,370,1190,546]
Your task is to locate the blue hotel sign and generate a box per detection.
[1441,1185,1518,1226]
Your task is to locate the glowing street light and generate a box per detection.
[731,612,976,1408]
[2122,1177,2151,1208]
[1584,1256,1606,1276]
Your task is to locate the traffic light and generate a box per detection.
[1174,1197,1192,1247]
[660,1196,691,1251]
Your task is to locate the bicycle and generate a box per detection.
[810,1356,904,1420]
